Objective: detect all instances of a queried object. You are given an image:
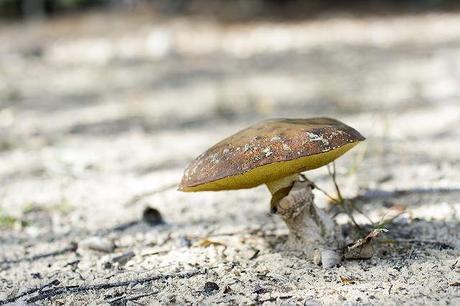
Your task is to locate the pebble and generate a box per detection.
[112,251,135,265]
[142,207,164,226]
[79,236,115,253]
[203,281,219,294]
[321,250,341,268]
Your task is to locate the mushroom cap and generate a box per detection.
[180,117,365,192]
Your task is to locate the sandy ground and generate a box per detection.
[0,10,459,305]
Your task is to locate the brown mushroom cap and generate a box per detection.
[180,117,365,192]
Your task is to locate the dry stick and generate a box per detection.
[329,163,377,228]
[0,243,77,266]
[2,269,204,304]
[308,174,361,229]
[326,163,361,229]
[0,280,60,305]
[299,173,335,202]
[310,168,372,230]
[349,201,375,226]
[375,211,404,230]
[343,203,362,229]
[311,181,340,204]
[124,182,179,207]
[106,291,160,304]
[328,162,344,203]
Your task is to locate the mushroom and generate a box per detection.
[179,118,365,265]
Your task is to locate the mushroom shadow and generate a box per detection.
[352,187,460,207]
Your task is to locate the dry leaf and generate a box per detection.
[451,281,460,287]
[339,275,356,285]
[196,238,226,248]
[344,228,387,259]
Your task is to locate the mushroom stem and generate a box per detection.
[270,176,341,266]
[266,174,298,213]
[266,174,298,194]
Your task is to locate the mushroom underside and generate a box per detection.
[269,176,343,267]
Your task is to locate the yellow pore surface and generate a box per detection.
[181,141,360,192]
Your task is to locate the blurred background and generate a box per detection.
[0,0,459,236]
[1,0,460,19]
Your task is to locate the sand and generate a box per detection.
[0,9,459,305]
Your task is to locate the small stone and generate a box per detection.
[177,235,192,248]
[79,236,115,253]
[142,207,164,226]
[112,251,135,266]
[203,281,219,294]
[313,249,322,265]
[253,284,266,294]
[223,285,233,294]
[321,250,341,268]
[30,272,41,279]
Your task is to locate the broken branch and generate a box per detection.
[1,269,205,304]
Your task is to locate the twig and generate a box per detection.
[327,163,375,229]
[342,201,362,230]
[328,162,344,203]
[0,279,60,305]
[307,169,363,229]
[0,243,77,266]
[249,249,260,260]
[259,295,293,303]
[104,220,139,233]
[374,211,405,230]
[124,183,178,207]
[349,201,375,226]
[311,182,340,204]
[63,260,80,268]
[106,291,159,304]
[1,269,204,304]
[451,259,459,270]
